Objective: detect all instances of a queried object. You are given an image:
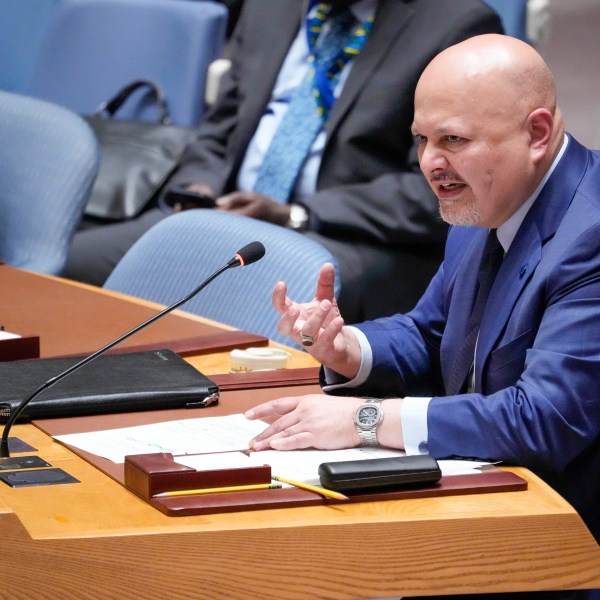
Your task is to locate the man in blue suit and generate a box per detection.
[246,34,600,599]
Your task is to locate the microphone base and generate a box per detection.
[0,455,50,470]
[4,437,38,454]
[0,465,80,487]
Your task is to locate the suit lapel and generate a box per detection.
[324,0,412,136]
[473,136,588,391]
[473,221,542,390]
[251,1,304,110]
[441,229,488,387]
[231,0,307,178]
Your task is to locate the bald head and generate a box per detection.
[412,34,565,229]
[419,34,558,122]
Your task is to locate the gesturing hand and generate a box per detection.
[273,263,361,378]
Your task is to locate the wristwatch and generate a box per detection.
[354,398,384,446]
[286,204,309,231]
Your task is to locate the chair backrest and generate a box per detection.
[27,0,227,127]
[0,0,59,93]
[104,211,341,346]
[482,0,529,41]
[0,90,99,275]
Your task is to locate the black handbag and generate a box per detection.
[84,80,196,221]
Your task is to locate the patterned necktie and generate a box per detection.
[253,3,374,203]
[446,230,504,395]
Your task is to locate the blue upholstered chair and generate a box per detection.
[27,0,227,127]
[0,91,99,275]
[0,0,58,93]
[482,0,529,41]
[104,211,341,346]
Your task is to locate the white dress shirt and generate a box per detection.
[236,0,378,201]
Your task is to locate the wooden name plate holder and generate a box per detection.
[124,452,528,517]
[0,333,40,362]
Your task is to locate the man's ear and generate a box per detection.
[527,108,553,164]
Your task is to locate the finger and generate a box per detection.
[250,419,314,451]
[248,410,304,450]
[315,263,336,302]
[244,396,300,421]
[216,192,244,209]
[269,431,314,451]
[186,183,214,196]
[300,299,334,341]
[272,281,291,314]
[277,303,303,339]
[316,315,345,347]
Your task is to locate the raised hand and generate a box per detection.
[272,263,360,378]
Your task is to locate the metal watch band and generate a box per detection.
[358,427,379,446]
[355,398,383,447]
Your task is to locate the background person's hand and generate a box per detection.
[216,191,291,225]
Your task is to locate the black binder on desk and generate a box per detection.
[0,349,219,423]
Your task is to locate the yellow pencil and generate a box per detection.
[272,475,349,501]
[154,483,281,498]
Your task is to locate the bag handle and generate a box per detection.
[93,79,172,125]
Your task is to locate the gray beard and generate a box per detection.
[439,204,482,227]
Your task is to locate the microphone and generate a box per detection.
[0,241,266,461]
[227,241,265,268]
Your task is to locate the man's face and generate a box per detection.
[412,76,534,229]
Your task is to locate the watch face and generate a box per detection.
[357,406,380,427]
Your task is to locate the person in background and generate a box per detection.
[63,0,503,324]
[215,0,244,41]
[246,34,600,600]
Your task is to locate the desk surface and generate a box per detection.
[1,269,600,599]
[0,264,318,373]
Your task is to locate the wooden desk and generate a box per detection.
[0,264,318,374]
[1,268,600,598]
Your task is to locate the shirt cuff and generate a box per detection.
[322,326,372,391]
[401,396,432,455]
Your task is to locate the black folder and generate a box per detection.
[0,349,219,423]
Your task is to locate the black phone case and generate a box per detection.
[164,187,216,209]
[318,455,442,493]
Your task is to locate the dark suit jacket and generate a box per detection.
[167,0,503,321]
[350,136,600,547]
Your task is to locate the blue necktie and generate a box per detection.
[446,230,504,395]
[253,5,371,203]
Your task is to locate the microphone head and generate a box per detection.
[229,241,265,267]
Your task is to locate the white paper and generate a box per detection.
[175,452,253,472]
[53,414,267,463]
[54,413,492,480]
[176,450,489,486]
[247,447,406,486]
[0,330,20,340]
[437,459,491,476]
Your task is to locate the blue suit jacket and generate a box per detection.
[350,135,600,544]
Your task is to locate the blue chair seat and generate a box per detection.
[0,91,99,275]
[27,0,227,127]
[104,211,341,346]
[482,0,529,41]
